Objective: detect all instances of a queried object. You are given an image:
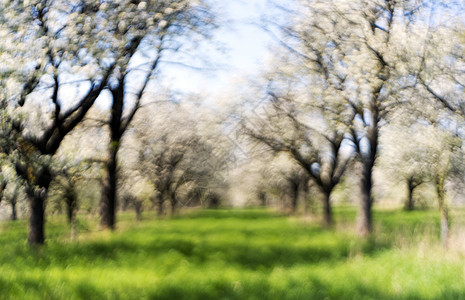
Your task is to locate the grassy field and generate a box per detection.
[1,207,465,299]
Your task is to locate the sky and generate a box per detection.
[159,0,274,95]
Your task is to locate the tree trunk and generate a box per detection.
[208,194,220,209]
[301,179,310,215]
[306,183,316,215]
[100,140,119,230]
[358,192,372,236]
[322,191,332,227]
[156,194,164,216]
[290,183,299,213]
[101,81,124,230]
[28,189,46,245]
[11,201,17,221]
[357,160,374,236]
[121,196,130,211]
[65,187,77,224]
[405,180,415,211]
[67,203,74,224]
[280,191,286,212]
[435,174,448,249]
[170,196,176,215]
[440,207,449,249]
[134,200,142,221]
[27,169,52,245]
[10,187,19,221]
[258,191,267,207]
[65,189,78,240]
[354,79,381,237]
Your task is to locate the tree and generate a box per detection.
[243,151,310,213]
[382,122,465,247]
[1,168,23,221]
[0,1,115,245]
[278,166,309,213]
[6,184,21,221]
[123,99,230,215]
[428,128,464,248]
[51,159,93,239]
[264,0,429,235]
[96,0,216,229]
[415,1,465,118]
[117,164,153,221]
[242,85,351,225]
[0,0,215,242]
[228,149,278,208]
[0,173,7,205]
[379,124,434,211]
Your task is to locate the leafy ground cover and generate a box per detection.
[0,208,464,299]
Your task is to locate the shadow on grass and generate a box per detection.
[0,208,397,272]
[170,208,286,220]
[0,208,408,275]
[298,277,465,300]
[2,208,464,299]
[0,276,111,300]
[5,229,392,273]
[1,272,464,300]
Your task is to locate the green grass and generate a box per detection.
[0,207,465,299]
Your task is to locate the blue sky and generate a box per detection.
[159,0,274,94]
[88,1,279,110]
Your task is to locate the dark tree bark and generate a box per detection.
[134,200,143,222]
[0,180,7,205]
[169,192,177,215]
[100,132,120,230]
[67,189,78,241]
[406,184,415,211]
[170,201,176,215]
[289,179,300,213]
[322,191,332,227]
[121,196,130,212]
[64,186,77,225]
[405,175,423,211]
[99,32,166,229]
[208,194,220,209]
[357,157,375,236]
[358,190,373,236]
[258,191,267,207]
[28,191,46,245]
[283,176,302,214]
[100,75,124,230]
[26,167,52,245]
[11,201,17,221]
[156,194,164,217]
[9,187,19,221]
